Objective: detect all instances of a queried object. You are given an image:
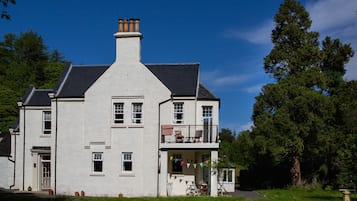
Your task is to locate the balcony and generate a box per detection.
[160,124,219,149]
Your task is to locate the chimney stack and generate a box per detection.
[114,18,143,62]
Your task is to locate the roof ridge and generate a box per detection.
[56,63,73,97]
[23,86,36,105]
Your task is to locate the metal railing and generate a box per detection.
[161,124,219,143]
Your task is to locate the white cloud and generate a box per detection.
[240,121,253,131]
[307,0,357,34]
[242,83,264,94]
[306,0,357,80]
[201,70,252,87]
[224,20,274,45]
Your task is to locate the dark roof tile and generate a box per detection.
[146,63,199,96]
[56,65,109,98]
[198,84,219,100]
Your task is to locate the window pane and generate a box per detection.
[122,152,133,172]
[132,103,142,124]
[92,152,103,172]
[123,161,132,171]
[173,103,183,124]
[228,170,233,182]
[43,111,51,134]
[223,170,227,182]
[172,154,182,173]
[114,103,124,124]
[93,161,103,172]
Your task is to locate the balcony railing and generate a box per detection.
[161,124,219,144]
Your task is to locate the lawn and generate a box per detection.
[1,189,356,201]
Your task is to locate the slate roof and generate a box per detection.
[197,84,219,100]
[22,86,52,106]
[56,65,109,98]
[21,62,219,105]
[0,132,11,157]
[146,64,199,96]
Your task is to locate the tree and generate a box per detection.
[252,0,354,187]
[1,0,15,20]
[0,31,65,132]
[264,0,321,81]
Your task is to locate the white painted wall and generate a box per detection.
[55,33,171,197]
[15,106,53,191]
[0,157,13,188]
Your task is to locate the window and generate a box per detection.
[92,152,103,172]
[222,169,233,182]
[122,152,133,172]
[114,103,124,123]
[202,106,212,119]
[173,103,184,124]
[172,154,182,173]
[132,103,142,124]
[43,111,51,134]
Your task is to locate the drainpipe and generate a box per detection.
[157,95,172,197]
[22,106,26,191]
[54,97,58,195]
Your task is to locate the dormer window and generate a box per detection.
[173,103,184,124]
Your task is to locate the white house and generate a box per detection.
[10,19,220,197]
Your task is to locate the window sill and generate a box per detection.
[111,124,144,128]
[90,173,105,176]
[111,124,127,128]
[119,173,135,177]
[40,134,51,138]
[128,125,143,128]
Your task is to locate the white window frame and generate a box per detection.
[43,111,51,134]
[173,103,184,124]
[122,152,133,173]
[202,106,213,120]
[132,103,143,124]
[113,103,124,124]
[92,152,103,173]
[222,169,233,183]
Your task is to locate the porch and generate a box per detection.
[159,149,219,196]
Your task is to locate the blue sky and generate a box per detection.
[1,0,357,132]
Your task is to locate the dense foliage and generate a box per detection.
[220,0,356,190]
[0,0,15,20]
[0,30,64,132]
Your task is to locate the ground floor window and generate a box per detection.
[222,169,233,182]
[92,152,103,172]
[122,152,133,172]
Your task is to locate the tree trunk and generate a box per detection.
[291,155,302,186]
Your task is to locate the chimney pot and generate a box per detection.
[129,19,134,32]
[134,19,140,32]
[118,19,123,32]
[123,19,129,32]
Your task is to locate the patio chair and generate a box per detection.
[194,130,203,142]
[175,130,184,143]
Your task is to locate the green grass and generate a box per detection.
[257,188,357,201]
[1,189,356,201]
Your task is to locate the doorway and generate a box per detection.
[40,155,51,190]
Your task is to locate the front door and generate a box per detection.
[40,155,51,189]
